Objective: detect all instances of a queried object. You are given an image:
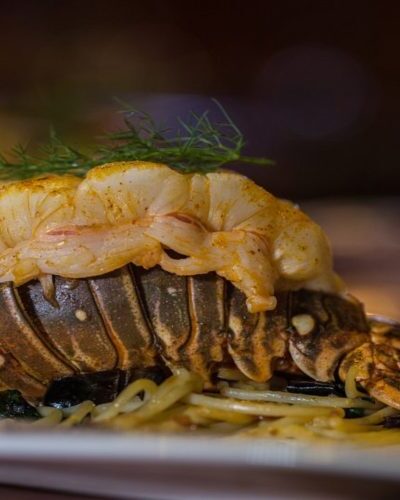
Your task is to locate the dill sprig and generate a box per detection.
[0,132,93,181]
[0,100,274,180]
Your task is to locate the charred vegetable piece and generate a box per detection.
[0,390,40,419]
[344,408,366,419]
[286,379,345,397]
[44,370,122,408]
[44,367,169,408]
[128,366,171,386]
[383,416,400,428]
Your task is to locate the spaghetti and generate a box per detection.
[6,367,400,446]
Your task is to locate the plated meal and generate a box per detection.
[0,105,399,445]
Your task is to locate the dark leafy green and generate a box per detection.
[383,415,400,428]
[0,390,40,420]
[286,379,345,397]
[344,408,366,419]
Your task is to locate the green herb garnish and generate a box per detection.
[0,100,273,180]
[0,390,40,420]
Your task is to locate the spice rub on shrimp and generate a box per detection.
[0,161,342,312]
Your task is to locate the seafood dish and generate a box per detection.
[0,107,399,444]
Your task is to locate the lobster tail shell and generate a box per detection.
[0,266,229,401]
[0,265,371,403]
[0,267,155,401]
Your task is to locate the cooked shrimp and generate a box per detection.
[0,161,342,312]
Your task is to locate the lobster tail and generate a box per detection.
[0,265,382,406]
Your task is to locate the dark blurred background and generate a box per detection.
[0,0,399,316]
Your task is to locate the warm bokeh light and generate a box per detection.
[305,200,400,319]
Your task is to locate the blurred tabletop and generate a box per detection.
[304,197,400,320]
[0,485,103,499]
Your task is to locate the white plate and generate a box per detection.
[0,430,400,499]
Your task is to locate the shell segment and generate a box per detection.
[88,267,157,370]
[19,276,118,372]
[0,282,73,386]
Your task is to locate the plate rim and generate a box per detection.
[0,431,399,482]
